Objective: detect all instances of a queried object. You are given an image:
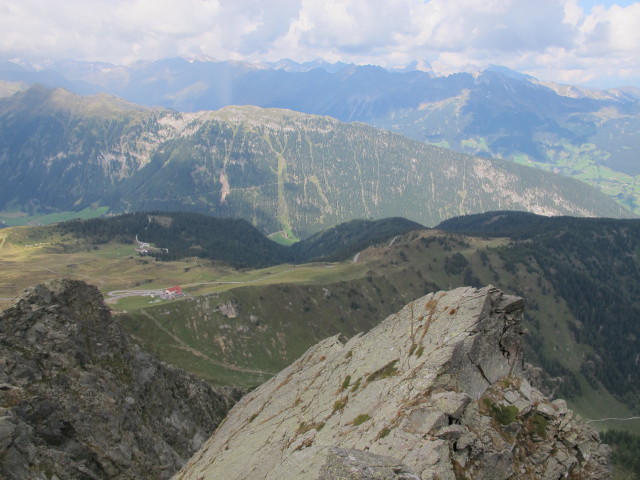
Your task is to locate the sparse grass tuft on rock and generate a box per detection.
[483,398,518,425]
[350,377,362,392]
[367,359,399,382]
[352,414,371,426]
[333,397,348,413]
[528,413,548,439]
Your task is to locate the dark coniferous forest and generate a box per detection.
[438,212,640,409]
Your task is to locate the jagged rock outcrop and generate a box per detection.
[0,279,243,480]
[174,286,611,480]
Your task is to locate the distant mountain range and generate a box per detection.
[0,84,631,238]
[2,58,639,213]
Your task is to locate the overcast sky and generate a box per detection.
[1,0,639,88]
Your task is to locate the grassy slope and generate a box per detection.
[1,223,638,436]
[446,135,640,215]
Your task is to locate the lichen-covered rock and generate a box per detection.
[174,286,610,480]
[0,279,243,479]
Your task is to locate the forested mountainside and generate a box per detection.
[438,212,640,409]
[58,212,292,268]
[4,210,638,417]
[0,85,632,238]
[73,211,634,420]
[57,212,422,267]
[3,59,640,213]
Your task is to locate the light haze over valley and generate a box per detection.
[0,1,639,479]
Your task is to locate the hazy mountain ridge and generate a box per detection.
[0,85,631,239]
[2,58,639,212]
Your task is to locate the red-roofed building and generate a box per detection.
[164,286,183,298]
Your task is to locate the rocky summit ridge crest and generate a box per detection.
[175,285,611,480]
[0,279,242,480]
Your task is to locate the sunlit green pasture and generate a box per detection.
[0,224,370,311]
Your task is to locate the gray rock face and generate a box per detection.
[0,279,243,479]
[174,286,611,480]
[319,448,420,480]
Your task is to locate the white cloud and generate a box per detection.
[408,0,574,52]
[0,0,639,87]
[581,3,640,52]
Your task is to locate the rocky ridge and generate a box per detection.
[0,279,243,479]
[174,286,611,479]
